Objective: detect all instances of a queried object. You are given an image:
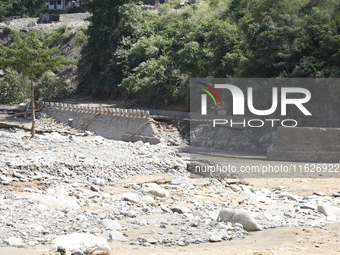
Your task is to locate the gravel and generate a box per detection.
[0,115,339,250]
[2,13,91,33]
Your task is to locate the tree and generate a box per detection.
[0,0,18,18]
[81,0,141,96]
[8,0,46,17]
[0,30,77,138]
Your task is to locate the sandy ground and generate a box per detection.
[1,221,340,255]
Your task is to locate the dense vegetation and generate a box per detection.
[1,0,340,109]
[80,0,340,108]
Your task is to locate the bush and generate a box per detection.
[157,4,171,16]
[56,23,67,34]
[74,30,88,46]
[169,0,181,7]
[209,0,220,8]
[0,68,30,105]
[35,71,72,100]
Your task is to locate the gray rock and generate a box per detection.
[146,238,157,244]
[170,206,190,214]
[107,231,128,242]
[170,179,181,185]
[122,192,140,204]
[332,193,340,197]
[71,251,85,255]
[100,219,122,230]
[230,184,241,192]
[313,191,327,197]
[92,178,105,186]
[27,21,36,27]
[131,183,140,190]
[217,209,262,231]
[234,222,243,228]
[90,185,100,192]
[279,192,299,201]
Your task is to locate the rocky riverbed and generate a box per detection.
[1,13,91,33]
[0,116,340,255]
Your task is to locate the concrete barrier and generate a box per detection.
[39,101,157,141]
[267,127,340,163]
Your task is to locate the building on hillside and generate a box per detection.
[45,0,79,10]
[142,0,168,4]
[45,0,66,10]
[67,1,80,9]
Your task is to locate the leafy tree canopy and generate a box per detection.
[0,30,77,137]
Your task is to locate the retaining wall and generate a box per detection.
[267,127,340,163]
[38,101,157,141]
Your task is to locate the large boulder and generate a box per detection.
[217,209,262,231]
[50,233,111,255]
[111,192,140,204]
[100,219,122,230]
[24,194,66,210]
[55,195,80,210]
[140,195,155,205]
[4,237,25,247]
[101,230,128,242]
[317,205,340,217]
[142,184,169,198]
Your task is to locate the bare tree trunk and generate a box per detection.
[30,72,35,138]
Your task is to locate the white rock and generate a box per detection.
[240,185,253,196]
[50,233,111,255]
[217,209,262,231]
[209,235,222,242]
[140,195,155,205]
[121,192,140,204]
[230,184,241,192]
[100,219,122,230]
[24,194,66,210]
[128,210,137,217]
[5,237,25,247]
[33,204,50,211]
[208,212,219,220]
[279,192,300,201]
[313,191,327,197]
[139,219,147,226]
[55,195,80,210]
[317,205,340,217]
[29,224,44,231]
[175,158,187,169]
[108,231,128,242]
[142,187,169,198]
